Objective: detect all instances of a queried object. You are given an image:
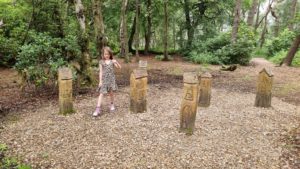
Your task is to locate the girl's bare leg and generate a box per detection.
[109,90,114,104]
[109,90,115,111]
[93,93,103,116]
[97,93,103,107]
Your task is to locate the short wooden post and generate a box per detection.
[58,67,75,115]
[255,68,273,108]
[198,72,212,107]
[130,69,148,113]
[180,72,199,135]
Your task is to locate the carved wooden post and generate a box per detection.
[198,72,212,107]
[58,67,75,115]
[130,69,148,113]
[180,72,199,135]
[255,68,273,108]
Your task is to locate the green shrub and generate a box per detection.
[14,31,81,87]
[187,23,255,65]
[189,52,220,64]
[216,37,255,65]
[155,55,173,61]
[266,29,296,57]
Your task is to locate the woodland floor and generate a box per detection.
[0,55,299,168]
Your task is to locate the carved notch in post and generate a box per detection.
[198,72,212,107]
[58,67,75,115]
[255,68,273,108]
[130,68,148,113]
[180,72,199,135]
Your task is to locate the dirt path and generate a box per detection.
[250,58,275,67]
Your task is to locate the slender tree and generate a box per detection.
[163,0,169,61]
[247,0,258,27]
[231,0,242,43]
[135,0,140,61]
[92,0,106,59]
[129,14,136,53]
[288,0,298,31]
[183,0,194,49]
[281,34,300,66]
[120,0,129,62]
[74,0,94,83]
[144,0,152,55]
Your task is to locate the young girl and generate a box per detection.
[93,46,121,117]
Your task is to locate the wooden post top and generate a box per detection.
[139,60,147,69]
[201,72,212,78]
[183,72,198,84]
[259,68,273,77]
[58,67,72,80]
[133,69,148,79]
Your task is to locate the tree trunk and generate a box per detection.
[282,34,300,66]
[254,0,261,33]
[163,0,168,61]
[183,0,194,49]
[74,0,94,84]
[135,0,140,61]
[288,0,297,31]
[271,4,280,37]
[144,0,152,55]
[231,0,241,43]
[260,14,268,48]
[129,14,136,53]
[120,0,129,62]
[92,0,105,59]
[259,4,272,48]
[247,0,258,27]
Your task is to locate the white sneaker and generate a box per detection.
[92,109,101,117]
[110,104,115,112]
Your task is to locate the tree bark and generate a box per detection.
[92,0,105,59]
[74,0,94,84]
[247,0,258,27]
[288,0,298,31]
[282,34,300,66]
[163,0,169,61]
[129,15,136,53]
[254,0,261,33]
[135,0,140,61]
[231,0,241,43]
[120,0,129,62]
[183,0,194,49]
[144,0,152,55]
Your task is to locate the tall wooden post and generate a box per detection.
[255,68,273,108]
[198,72,212,107]
[130,68,148,113]
[58,67,75,115]
[180,72,199,135]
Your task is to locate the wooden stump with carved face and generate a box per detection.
[255,68,273,108]
[180,72,199,135]
[198,72,212,107]
[130,69,148,113]
[58,67,75,115]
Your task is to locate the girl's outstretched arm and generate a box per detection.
[112,59,121,69]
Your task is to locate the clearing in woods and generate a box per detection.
[0,56,299,168]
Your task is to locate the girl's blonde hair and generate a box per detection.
[102,46,113,60]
